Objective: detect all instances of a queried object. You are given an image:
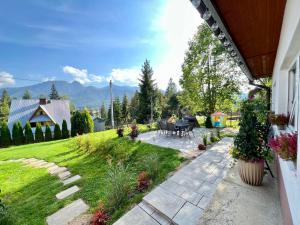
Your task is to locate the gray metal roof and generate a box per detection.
[8,99,71,132]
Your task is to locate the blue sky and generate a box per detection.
[0,0,202,89]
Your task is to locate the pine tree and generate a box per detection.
[129,91,140,121]
[54,124,62,140]
[100,102,107,120]
[0,122,11,147]
[24,122,34,144]
[0,90,10,123]
[49,83,60,100]
[71,110,84,136]
[61,119,69,139]
[45,124,52,141]
[82,108,94,133]
[113,97,121,126]
[22,90,32,99]
[138,60,156,123]
[121,94,130,125]
[17,121,24,144]
[165,78,177,98]
[35,123,44,142]
[12,122,22,145]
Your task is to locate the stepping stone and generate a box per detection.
[58,171,71,180]
[173,202,204,225]
[56,186,80,200]
[46,199,89,225]
[113,205,159,225]
[41,163,56,168]
[63,175,81,186]
[143,187,186,219]
[49,167,67,175]
[197,196,211,209]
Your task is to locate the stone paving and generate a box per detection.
[1,158,88,225]
[113,137,234,225]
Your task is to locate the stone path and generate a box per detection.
[1,158,88,225]
[113,137,234,225]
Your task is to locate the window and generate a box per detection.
[288,65,296,127]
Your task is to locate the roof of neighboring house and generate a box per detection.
[211,112,227,116]
[8,99,71,131]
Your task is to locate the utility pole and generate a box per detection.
[150,95,153,124]
[109,80,114,129]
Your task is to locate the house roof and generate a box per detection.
[191,0,286,79]
[211,112,227,116]
[8,99,71,131]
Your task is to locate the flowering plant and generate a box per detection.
[269,113,289,127]
[130,125,139,140]
[198,144,206,151]
[116,127,124,137]
[136,171,150,192]
[268,133,297,160]
[92,204,109,225]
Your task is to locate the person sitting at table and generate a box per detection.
[168,114,177,124]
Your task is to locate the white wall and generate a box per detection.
[272,0,300,224]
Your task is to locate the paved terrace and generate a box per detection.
[114,137,234,225]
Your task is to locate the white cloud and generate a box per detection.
[42,76,56,82]
[108,68,140,86]
[63,65,91,84]
[151,0,202,89]
[0,71,15,87]
[90,74,104,83]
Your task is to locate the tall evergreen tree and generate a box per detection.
[138,60,156,123]
[129,91,140,121]
[165,78,177,98]
[100,102,107,120]
[113,97,122,126]
[0,122,11,147]
[22,90,32,99]
[54,124,62,140]
[0,90,10,123]
[71,110,84,136]
[45,124,52,141]
[17,121,24,144]
[61,119,69,139]
[24,122,34,144]
[82,108,94,133]
[12,122,22,145]
[35,123,44,142]
[121,94,130,124]
[49,83,60,100]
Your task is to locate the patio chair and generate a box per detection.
[167,122,177,136]
[185,124,195,137]
[160,120,168,135]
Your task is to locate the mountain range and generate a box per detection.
[1,81,138,108]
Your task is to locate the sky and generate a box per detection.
[0,0,202,90]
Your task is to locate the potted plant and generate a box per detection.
[268,132,297,160]
[275,114,289,129]
[130,124,139,140]
[232,101,271,186]
[116,127,124,137]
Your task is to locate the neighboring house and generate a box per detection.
[8,98,71,134]
[93,117,105,132]
[191,0,299,224]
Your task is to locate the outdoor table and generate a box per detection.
[175,122,189,138]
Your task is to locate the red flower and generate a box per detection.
[92,206,109,225]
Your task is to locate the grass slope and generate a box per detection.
[0,126,184,225]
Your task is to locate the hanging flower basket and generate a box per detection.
[268,132,297,160]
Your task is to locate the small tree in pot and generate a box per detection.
[232,100,271,186]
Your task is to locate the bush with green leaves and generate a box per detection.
[82,108,94,134]
[205,115,213,128]
[217,129,221,139]
[35,123,44,142]
[104,163,135,211]
[24,122,34,144]
[54,124,62,140]
[0,190,12,225]
[61,119,69,139]
[12,122,23,145]
[143,153,160,180]
[234,100,270,161]
[0,122,11,147]
[210,131,217,143]
[17,121,24,144]
[203,134,208,146]
[45,124,52,141]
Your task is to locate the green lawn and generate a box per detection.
[0,125,184,225]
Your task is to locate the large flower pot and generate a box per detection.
[238,159,264,186]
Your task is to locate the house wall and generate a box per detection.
[272,0,300,224]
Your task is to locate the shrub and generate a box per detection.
[92,204,109,225]
[71,110,84,136]
[17,121,24,144]
[136,171,150,192]
[116,127,124,137]
[82,108,94,134]
[205,115,213,128]
[143,153,159,180]
[54,124,62,140]
[203,134,207,146]
[74,135,96,153]
[104,163,135,210]
[45,124,52,141]
[35,123,44,142]
[24,122,34,144]
[12,122,22,145]
[217,129,221,139]
[0,122,11,148]
[129,125,139,140]
[210,131,217,143]
[61,119,69,139]
[198,144,206,150]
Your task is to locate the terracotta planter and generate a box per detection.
[238,159,264,186]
